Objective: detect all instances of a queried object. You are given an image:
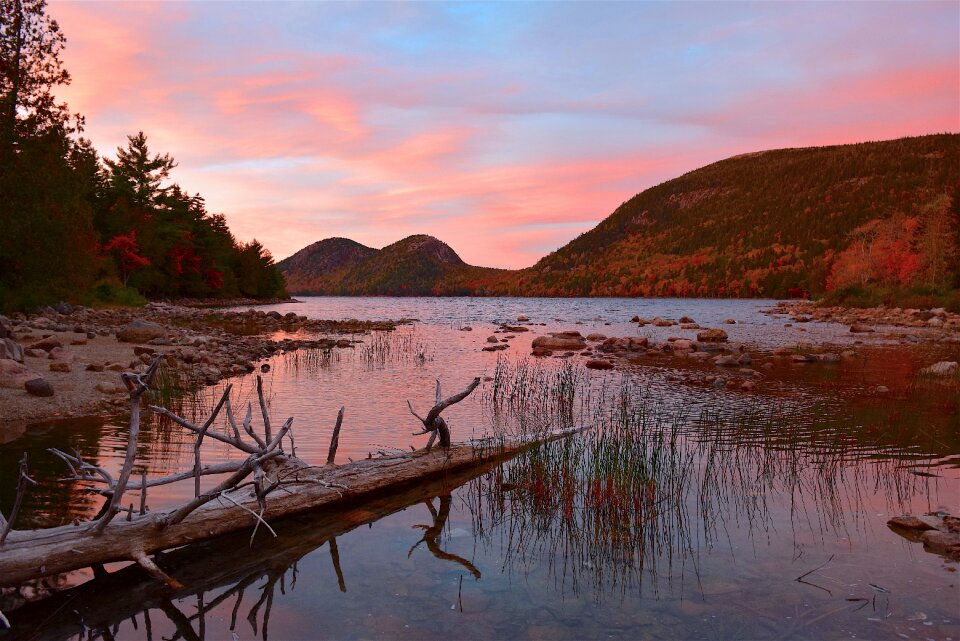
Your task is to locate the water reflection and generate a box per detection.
[2,391,955,640]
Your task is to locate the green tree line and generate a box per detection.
[0,0,286,312]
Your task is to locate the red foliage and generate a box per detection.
[103,231,150,284]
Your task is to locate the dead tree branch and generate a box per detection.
[0,454,37,546]
[327,406,345,465]
[407,377,481,448]
[95,357,162,534]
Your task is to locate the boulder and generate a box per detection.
[29,337,62,352]
[24,378,54,397]
[679,316,694,324]
[532,334,586,350]
[96,382,125,395]
[486,336,499,344]
[697,328,728,342]
[920,361,958,377]
[584,359,614,370]
[0,359,37,389]
[586,333,607,342]
[0,338,24,363]
[117,319,167,343]
[849,324,875,333]
[672,339,694,350]
[516,315,529,322]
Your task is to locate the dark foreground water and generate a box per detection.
[1,298,958,640]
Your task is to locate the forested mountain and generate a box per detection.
[278,235,506,296]
[502,134,959,302]
[0,0,286,312]
[283,134,959,307]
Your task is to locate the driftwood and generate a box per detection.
[2,460,508,641]
[0,361,580,589]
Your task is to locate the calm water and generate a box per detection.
[1,298,958,641]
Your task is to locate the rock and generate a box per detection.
[0,359,38,389]
[0,338,24,362]
[49,362,71,373]
[482,344,509,352]
[680,323,701,330]
[96,382,125,394]
[920,361,958,376]
[460,326,473,332]
[920,530,960,559]
[672,339,694,350]
[714,355,738,367]
[133,346,156,356]
[117,319,167,343]
[586,333,607,342]
[679,316,694,324]
[927,317,944,327]
[818,353,841,363]
[875,385,889,393]
[849,324,875,333]
[24,348,46,358]
[531,347,553,357]
[266,311,283,320]
[86,363,105,372]
[29,337,62,352]
[486,336,499,344]
[532,334,587,350]
[737,353,752,365]
[584,359,614,370]
[724,319,736,324]
[888,515,939,531]
[697,328,728,342]
[791,353,817,363]
[630,316,640,322]
[25,378,54,396]
[260,363,271,373]
[48,347,70,360]
[516,315,529,322]
[740,380,756,392]
[652,317,676,327]
[106,363,125,371]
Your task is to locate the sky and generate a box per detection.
[50,1,959,268]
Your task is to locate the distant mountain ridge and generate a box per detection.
[277,234,506,295]
[278,134,959,300]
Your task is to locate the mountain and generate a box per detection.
[278,234,506,296]
[499,134,959,299]
[276,238,378,293]
[279,134,959,303]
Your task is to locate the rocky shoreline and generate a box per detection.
[0,303,399,433]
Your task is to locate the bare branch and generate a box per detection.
[256,375,272,443]
[194,385,233,497]
[424,377,480,427]
[0,453,37,545]
[149,406,259,454]
[242,402,267,450]
[134,551,183,590]
[95,358,163,534]
[327,406,345,465]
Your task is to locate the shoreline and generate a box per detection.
[0,303,398,434]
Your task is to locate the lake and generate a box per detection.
[1,297,958,640]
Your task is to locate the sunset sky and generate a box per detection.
[51,1,959,268]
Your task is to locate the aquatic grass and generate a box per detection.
[467,377,938,603]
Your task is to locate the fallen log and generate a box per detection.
[0,360,584,588]
[2,458,507,641]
